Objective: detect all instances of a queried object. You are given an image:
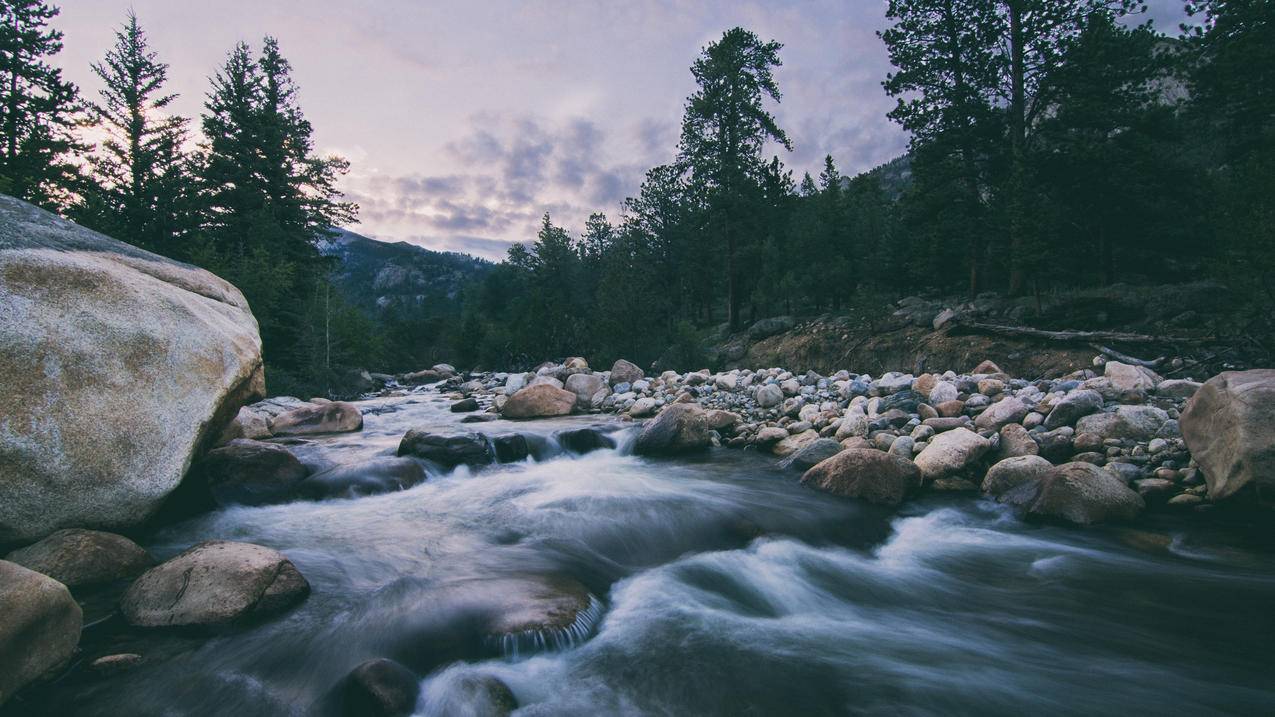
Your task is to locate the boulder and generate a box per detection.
[216,405,272,445]
[269,401,363,436]
[609,359,644,386]
[120,541,309,628]
[398,430,493,467]
[555,428,617,455]
[973,396,1028,431]
[781,438,843,470]
[1104,361,1160,394]
[1179,369,1275,502]
[628,397,659,417]
[755,383,784,408]
[0,560,82,706]
[199,439,309,506]
[982,455,1053,497]
[633,403,712,455]
[1075,405,1168,441]
[772,429,819,457]
[1042,389,1103,430]
[502,384,576,419]
[342,658,420,717]
[298,457,427,499]
[450,397,479,413]
[995,423,1039,460]
[913,427,990,480]
[998,462,1144,525]
[800,449,922,506]
[5,529,152,588]
[564,373,607,409]
[0,196,265,544]
[754,426,788,446]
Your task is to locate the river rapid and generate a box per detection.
[34,390,1275,716]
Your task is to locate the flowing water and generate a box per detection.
[28,392,1275,716]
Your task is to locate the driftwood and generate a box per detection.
[1089,344,1165,368]
[950,320,1197,346]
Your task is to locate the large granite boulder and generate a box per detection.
[1180,370,1275,502]
[502,384,576,419]
[0,560,82,706]
[120,541,309,628]
[800,448,922,506]
[0,196,265,544]
[999,462,1144,525]
[199,439,309,506]
[4,529,152,588]
[633,403,713,455]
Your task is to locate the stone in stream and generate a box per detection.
[450,397,480,413]
[298,457,427,500]
[490,434,531,463]
[270,401,364,436]
[199,438,310,506]
[555,427,617,455]
[4,529,152,589]
[781,438,843,471]
[87,653,144,675]
[982,455,1054,497]
[120,541,310,628]
[998,462,1144,526]
[0,195,265,544]
[398,429,494,467]
[800,448,922,506]
[341,658,420,717]
[502,384,577,419]
[913,427,991,481]
[0,560,83,706]
[633,403,713,455]
[1179,369,1275,502]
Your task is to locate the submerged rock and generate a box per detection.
[299,457,427,499]
[0,195,265,544]
[342,658,420,717]
[5,528,152,588]
[999,462,1144,525]
[0,560,82,706]
[1180,369,1275,502]
[555,427,617,455]
[121,541,309,628]
[801,448,922,506]
[398,429,493,467]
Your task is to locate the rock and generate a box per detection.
[747,315,794,340]
[932,308,956,329]
[755,383,784,408]
[782,438,842,470]
[715,373,738,391]
[270,401,363,436]
[1032,427,1075,462]
[5,529,152,588]
[633,403,712,455]
[875,373,914,395]
[703,410,739,432]
[490,434,530,463]
[450,397,479,413]
[800,449,922,506]
[0,560,82,705]
[1134,478,1177,500]
[929,382,959,405]
[1179,369,1275,502]
[502,384,576,419]
[216,406,272,445]
[995,423,1039,460]
[527,375,565,389]
[999,462,1144,525]
[198,439,309,506]
[0,196,265,544]
[1043,389,1104,430]
[973,396,1028,431]
[772,429,819,457]
[1075,405,1168,441]
[834,411,869,440]
[432,363,458,376]
[1104,361,1160,395]
[977,378,1005,396]
[401,369,445,385]
[342,658,420,717]
[972,360,1003,375]
[446,675,518,717]
[398,430,493,467]
[563,357,589,370]
[1157,379,1202,400]
[629,397,659,417]
[609,359,644,386]
[879,390,923,413]
[299,457,427,499]
[88,653,143,675]
[922,416,971,433]
[888,436,915,459]
[120,541,309,628]
[935,399,965,417]
[555,428,617,455]
[982,455,1054,497]
[564,373,607,409]
[913,427,990,480]
[932,477,979,492]
[1168,493,1204,507]
[504,373,529,393]
[755,426,789,446]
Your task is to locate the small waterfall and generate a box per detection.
[612,426,641,456]
[488,594,605,660]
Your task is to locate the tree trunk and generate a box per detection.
[1007,0,1028,296]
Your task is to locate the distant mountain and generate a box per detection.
[317,228,492,314]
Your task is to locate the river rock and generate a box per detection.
[216,406,273,445]
[1157,379,1202,400]
[999,462,1144,526]
[973,396,1028,431]
[398,430,493,466]
[609,359,644,386]
[913,427,990,480]
[772,429,819,457]
[782,438,843,470]
[1179,369,1275,502]
[995,423,1039,460]
[0,196,265,544]
[800,449,922,506]
[270,401,363,436]
[633,403,712,455]
[564,373,607,410]
[982,455,1054,497]
[755,426,789,446]
[555,428,617,455]
[1043,389,1103,430]
[1103,361,1160,395]
[1075,405,1167,441]
[120,541,310,628]
[299,457,427,500]
[450,397,479,413]
[342,658,420,717]
[0,560,82,706]
[629,397,659,417]
[200,439,309,506]
[502,384,576,419]
[4,529,152,588]
[756,383,784,408]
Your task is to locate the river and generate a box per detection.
[33,390,1275,716]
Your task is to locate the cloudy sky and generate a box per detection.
[54,1,1188,260]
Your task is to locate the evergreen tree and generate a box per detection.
[0,0,82,207]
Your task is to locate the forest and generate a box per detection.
[1,0,1271,393]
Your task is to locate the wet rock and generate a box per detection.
[0,560,82,706]
[490,434,531,463]
[1043,389,1103,430]
[999,462,1144,526]
[450,397,479,413]
[448,675,518,717]
[299,457,427,499]
[633,403,713,455]
[914,428,990,481]
[982,455,1054,497]
[270,401,363,436]
[88,653,143,675]
[502,384,576,419]
[200,439,309,506]
[121,541,309,628]
[755,426,788,446]
[5,529,152,589]
[1179,369,1275,502]
[398,430,493,467]
[342,658,420,717]
[555,428,616,455]
[772,429,820,457]
[782,438,843,470]
[800,448,922,506]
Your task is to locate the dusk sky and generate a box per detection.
[54,1,1188,260]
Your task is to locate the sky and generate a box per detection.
[54,1,1189,260]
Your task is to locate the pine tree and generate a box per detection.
[0,0,83,207]
[77,10,190,254]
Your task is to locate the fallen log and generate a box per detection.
[1089,344,1165,368]
[950,320,1198,346]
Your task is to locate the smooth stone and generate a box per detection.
[5,529,152,589]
